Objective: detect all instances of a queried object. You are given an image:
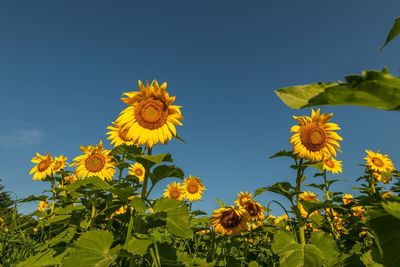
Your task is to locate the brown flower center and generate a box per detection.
[372,157,384,168]
[245,202,259,217]
[220,210,242,228]
[187,182,199,194]
[324,159,335,168]
[38,159,50,172]
[85,154,105,172]
[134,168,143,177]
[169,188,181,199]
[300,123,327,152]
[135,98,168,130]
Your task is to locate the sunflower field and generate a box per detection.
[1,14,400,267]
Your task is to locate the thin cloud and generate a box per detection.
[0,130,45,147]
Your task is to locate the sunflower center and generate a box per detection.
[169,188,181,199]
[38,159,50,172]
[324,159,335,168]
[220,210,242,228]
[135,98,168,130]
[53,161,62,171]
[187,183,199,194]
[134,168,143,177]
[245,202,259,216]
[372,157,384,168]
[85,154,105,172]
[300,123,327,152]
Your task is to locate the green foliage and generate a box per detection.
[381,16,400,49]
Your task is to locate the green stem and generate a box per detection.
[90,194,97,228]
[295,159,305,245]
[141,147,152,199]
[50,178,56,215]
[369,174,376,195]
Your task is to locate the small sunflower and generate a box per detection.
[128,162,145,182]
[116,80,183,148]
[71,141,116,182]
[183,175,205,202]
[211,206,249,235]
[163,181,185,200]
[243,200,265,221]
[52,155,67,173]
[37,200,48,212]
[326,209,344,232]
[342,193,353,205]
[351,206,365,219]
[373,171,392,184]
[298,191,319,218]
[235,192,253,208]
[64,173,78,184]
[365,150,395,173]
[30,153,53,181]
[106,122,137,147]
[322,158,342,174]
[290,109,342,162]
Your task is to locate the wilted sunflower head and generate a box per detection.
[30,152,53,181]
[183,175,205,202]
[37,200,48,212]
[211,206,249,235]
[342,193,353,205]
[106,121,137,147]
[235,192,253,208]
[163,181,185,201]
[71,140,116,182]
[52,155,67,173]
[290,109,342,162]
[116,80,183,148]
[365,150,395,173]
[128,162,145,182]
[322,157,342,174]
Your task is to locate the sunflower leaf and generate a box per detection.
[269,150,297,159]
[381,16,400,50]
[150,165,184,187]
[255,182,296,201]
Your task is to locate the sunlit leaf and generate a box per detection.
[126,238,152,256]
[381,17,400,50]
[150,165,184,186]
[310,232,340,266]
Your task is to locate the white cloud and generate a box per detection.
[0,129,45,147]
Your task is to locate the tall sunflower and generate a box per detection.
[116,80,183,148]
[322,157,342,174]
[128,162,145,182]
[364,150,395,173]
[106,122,137,147]
[211,206,249,235]
[235,192,253,208]
[52,155,67,173]
[243,200,265,221]
[298,191,319,218]
[30,153,53,181]
[183,175,205,202]
[290,109,342,162]
[71,141,116,182]
[163,181,185,201]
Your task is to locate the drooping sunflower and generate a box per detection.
[163,181,185,201]
[242,200,265,221]
[52,155,67,173]
[342,193,353,205]
[364,150,395,173]
[298,191,319,218]
[211,206,249,235]
[128,162,145,182]
[322,157,342,174]
[235,192,253,208]
[116,80,183,148]
[37,200,48,212]
[106,122,137,147]
[30,153,53,181]
[71,141,116,182]
[183,175,205,202]
[290,109,343,162]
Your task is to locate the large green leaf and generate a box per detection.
[310,232,340,266]
[381,17,400,50]
[66,177,113,191]
[275,69,400,111]
[125,238,152,256]
[150,165,184,186]
[271,230,323,267]
[153,198,192,238]
[254,182,296,201]
[17,249,64,267]
[62,230,119,267]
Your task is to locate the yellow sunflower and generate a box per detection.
[373,171,392,184]
[30,153,53,181]
[322,157,342,174]
[364,150,395,173]
[37,200,48,212]
[106,122,137,147]
[163,181,185,201]
[242,200,265,221]
[64,173,78,184]
[298,191,319,218]
[211,206,249,235]
[183,175,205,202]
[290,109,342,162]
[52,155,67,173]
[71,141,116,182]
[351,206,365,219]
[342,193,353,205]
[116,80,183,148]
[128,162,145,182]
[235,192,253,208]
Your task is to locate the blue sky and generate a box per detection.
[0,0,399,214]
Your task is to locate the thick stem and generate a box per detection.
[295,159,305,244]
[140,147,152,199]
[50,178,56,215]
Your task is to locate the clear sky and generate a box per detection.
[0,0,399,214]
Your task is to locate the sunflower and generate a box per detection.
[322,157,342,174]
[30,153,53,181]
[381,191,393,199]
[373,171,392,184]
[235,192,253,208]
[52,155,67,173]
[342,193,353,205]
[64,173,78,184]
[128,162,145,182]
[37,200,48,212]
[290,109,342,162]
[351,206,365,219]
[116,80,183,148]
[274,214,290,230]
[211,206,249,235]
[298,191,319,218]
[106,122,137,147]
[71,141,116,182]
[326,209,344,232]
[242,200,265,221]
[163,181,185,200]
[364,150,395,173]
[183,175,205,202]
